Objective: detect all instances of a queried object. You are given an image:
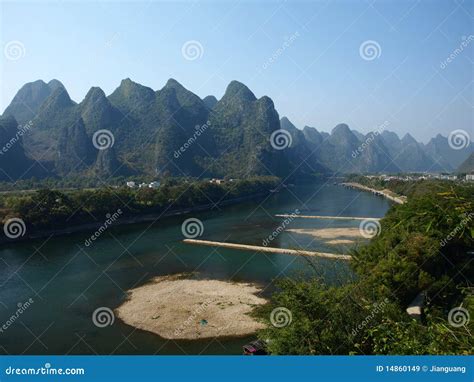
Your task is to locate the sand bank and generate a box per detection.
[287,227,362,239]
[183,239,351,260]
[116,274,267,340]
[340,182,406,204]
[276,214,380,221]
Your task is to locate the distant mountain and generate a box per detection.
[0,116,36,180]
[457,153,474,173]
[203,95,218,110]
[425,134,473,171]
[1,78,472,182]
[3,79,64,125]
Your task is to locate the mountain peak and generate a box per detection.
[401,133,417,145]
[164,78,184,89]
[331,123,351,135]
[47,79,65,92]
[280,117,297,132]
[83,86,106,102]
[43,87,74,110]
[203,95,218,109]
[223,81,256,102]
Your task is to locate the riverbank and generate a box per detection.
[115,274,267,340]
[340,182,407,204]
[0,191,270,245]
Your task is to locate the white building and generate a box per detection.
[466,174,474,181]
[149,181,161,189]
[126,181,136,188]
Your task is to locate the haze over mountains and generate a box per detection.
[1,78,472,182]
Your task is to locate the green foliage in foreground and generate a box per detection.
[259,183,474,354]
[0,176,279,231]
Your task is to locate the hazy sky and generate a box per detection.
[1,0,473,142]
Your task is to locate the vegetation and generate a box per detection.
[0,176,279,233]
[346,174,472,198]
[259,181,474,354]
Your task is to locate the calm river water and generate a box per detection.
[0,183,391,354]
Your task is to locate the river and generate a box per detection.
[0,182,391,354]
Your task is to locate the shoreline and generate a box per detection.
[0,192,269,245]
[340,182,407,204]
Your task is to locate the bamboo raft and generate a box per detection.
[275,214,381,221]
[183,239,352,261]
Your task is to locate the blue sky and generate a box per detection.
[1,0,473,142]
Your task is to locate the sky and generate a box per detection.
[1,0,473,142]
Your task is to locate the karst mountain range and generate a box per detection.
[1,78,472,182]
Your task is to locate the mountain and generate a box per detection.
[425,134,473,171]
[0,116,36,180]
[2,78,471,182]
[280,118,328,176]
[457,153,474,173]
[204,81,289,177]
[3,80,65,125]
[203,95,218,110]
